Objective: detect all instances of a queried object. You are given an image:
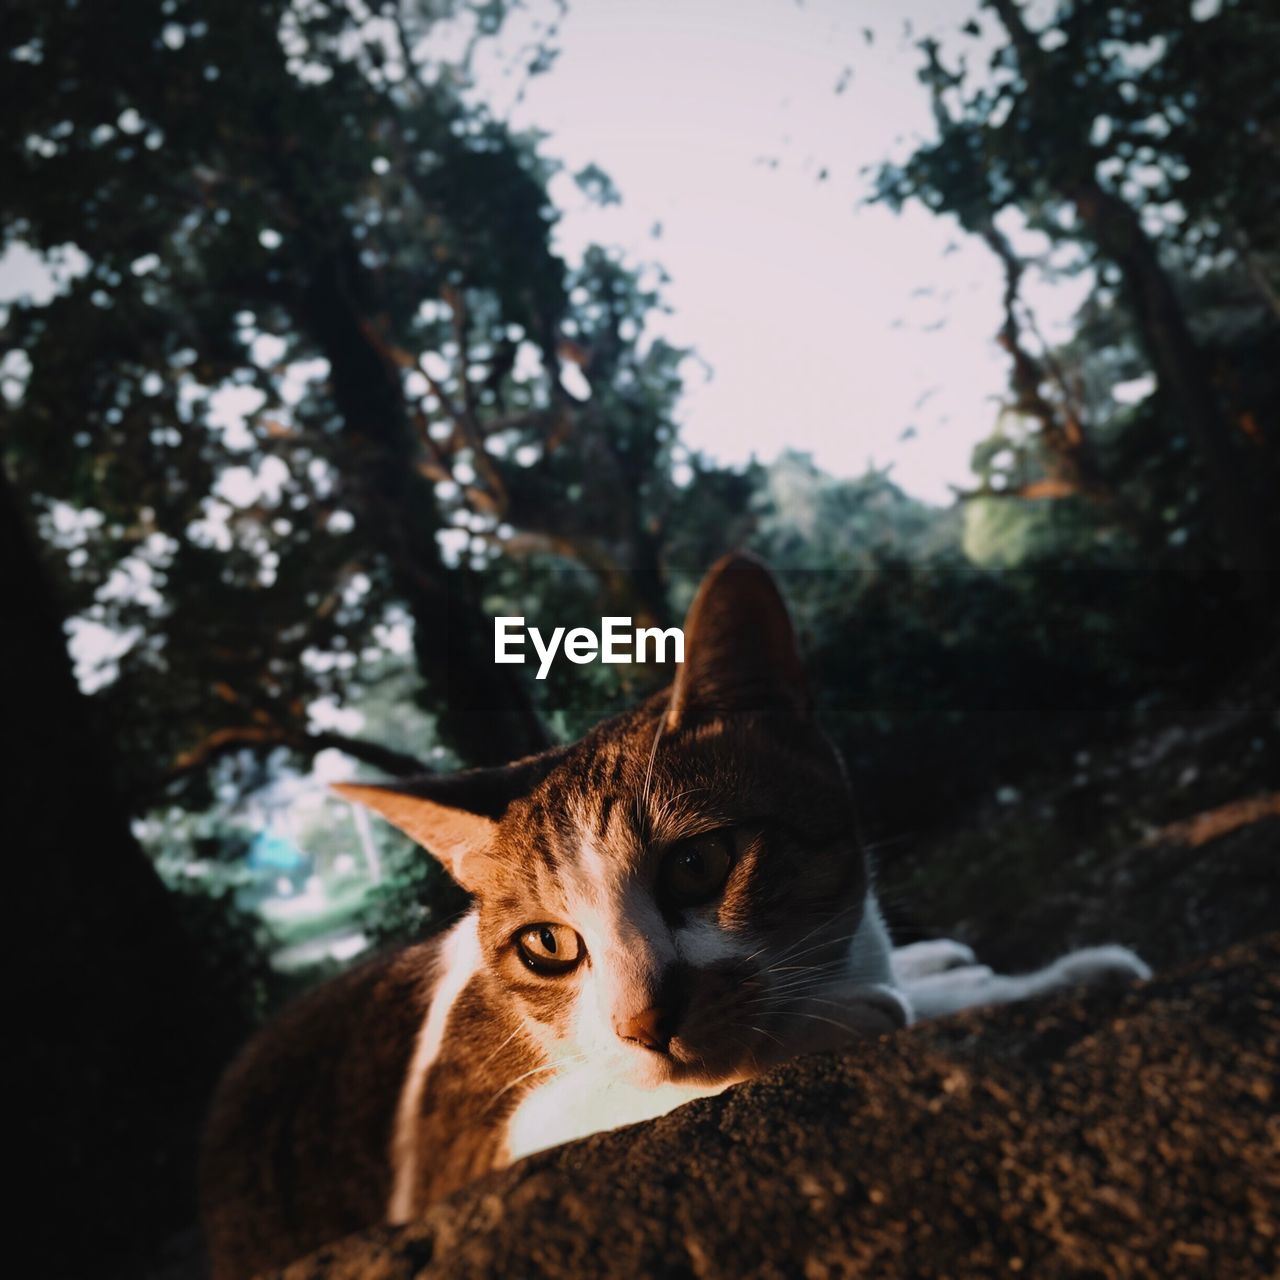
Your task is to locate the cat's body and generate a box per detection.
[201,556,1148,1279]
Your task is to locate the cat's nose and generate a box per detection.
[614,1005,674,1053]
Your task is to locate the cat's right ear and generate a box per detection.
[331,753,561,892]
[666,551,811,729]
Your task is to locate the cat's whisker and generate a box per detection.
[754,973,852,996]
[487,1053,589,1109]
[727,1029,764,1075]
[761,901,865,968]
[747,925,845,974]
[762,938,850,973]
[765,921,847,967]
[755,957,846,987]
[777,1009,863,1037]
[745,990,892,1043]
[742,926,818,965]
[802,996,876,1013]
[745,976,863,1010]
[743,989,837,1013]
[743,991,836,1014]
[773,962,846,980]
[473,1022,528,1072]
[637,714,665,837]
[753,974,844,1001]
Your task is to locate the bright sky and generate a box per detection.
[0,0,1093,506]
[472,0,1089,503]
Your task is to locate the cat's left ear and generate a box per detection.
[331,752,562,892]
[666,551,811,729]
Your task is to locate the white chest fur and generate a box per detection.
[504,1065,726,1164]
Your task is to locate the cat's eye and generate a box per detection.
[660,830,734,908]
[514,923,584,976]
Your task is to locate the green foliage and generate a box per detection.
[359,835,469,949]
[751,451,956,571]
[961,493,1090,567]
[873,0,1280,583]
[875,0,1279,264]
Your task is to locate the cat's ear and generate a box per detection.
[666,552,810,729]
[331,753,561,892]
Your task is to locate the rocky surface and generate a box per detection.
[274,933,1279,1279]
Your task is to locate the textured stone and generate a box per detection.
[273,933,1280,1279]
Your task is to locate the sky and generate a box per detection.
[469,0,1090,503]
[0,0,1092,507]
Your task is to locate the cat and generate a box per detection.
[200,553,1149,1279]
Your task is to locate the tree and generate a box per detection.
[874,0,1279,599]
[1,0,711,821]
[3,459,252,1277]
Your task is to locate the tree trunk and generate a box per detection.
[1071,179,1272,594]
[299,246,551,766]
[986,0,1275,601]
[3,462,246,1277]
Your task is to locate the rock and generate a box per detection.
[275,934,1279,1279]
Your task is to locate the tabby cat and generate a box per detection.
[201,554,1148,1278]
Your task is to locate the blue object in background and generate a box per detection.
[247,830,308,874]
[242,829,313,902]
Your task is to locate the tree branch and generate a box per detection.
[441,284,510,514]
[979,219,1107,498]
[161,724,428,792]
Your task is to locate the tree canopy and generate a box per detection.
[875,0,1279,593]
[2,0,737,813]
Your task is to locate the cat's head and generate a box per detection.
[337,554,891,1088]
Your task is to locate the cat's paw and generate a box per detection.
[898,946,1149,1021]
[891,938,977,981]
[1047,944,1152,988]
